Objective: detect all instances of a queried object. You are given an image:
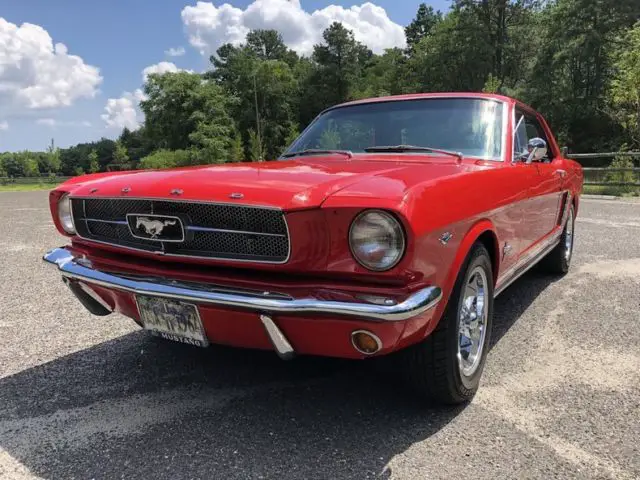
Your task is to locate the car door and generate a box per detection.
[514,108,563,251]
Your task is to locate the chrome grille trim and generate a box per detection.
[70,197,291,264]
[185,225,287,237]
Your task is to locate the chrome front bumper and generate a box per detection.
[43,247,442,322]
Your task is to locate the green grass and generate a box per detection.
[583,185,640,197]
[0,182,61,192]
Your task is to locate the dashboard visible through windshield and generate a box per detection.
[285,98,505,161]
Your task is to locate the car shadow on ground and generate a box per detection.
[0,271,560,479]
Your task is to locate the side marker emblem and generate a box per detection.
[439,232,453,245]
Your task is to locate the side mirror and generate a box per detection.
[526,137,548,164]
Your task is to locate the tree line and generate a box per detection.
[2,0,639,178]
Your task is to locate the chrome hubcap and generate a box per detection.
[457,266,489,378]
[565,208,574,261]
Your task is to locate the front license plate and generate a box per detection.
[136,295,208,347]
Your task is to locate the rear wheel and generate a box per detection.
[402,243,494,405]
[540,205,575,274]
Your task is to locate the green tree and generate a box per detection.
[608,22,640,148]
[111,140,130,170]
[311,22,372,106]
[483,73,502,93]
[357,48,410,98]
[229,134,245,162]
[1,155,22,177]
[87,149,99,173]
[246,29,298,65]
[405,3,442,50]
[280,123,300,156]
[209,33,300,160]
[248,129,265,161]
[524,0,640,151]
[406,9,492,93]
[452,0,539,90]
[43,140,61,173]
[139,149,192,169]
[119,127,154,166]
[141,71,237,155]
[606,153,636,188]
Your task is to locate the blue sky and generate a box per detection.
[0,0,449,152]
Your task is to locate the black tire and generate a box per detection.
[540,205,575,274]
[402,243,494,405]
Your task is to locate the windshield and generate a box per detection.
[285,98,505,160]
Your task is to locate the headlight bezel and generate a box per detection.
[348,209,406,272]
[57,193,76,235]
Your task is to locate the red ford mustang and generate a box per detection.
[44,93,583,404]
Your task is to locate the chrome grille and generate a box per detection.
[71,198,290,263]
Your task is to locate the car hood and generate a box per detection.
[65,155,476,210]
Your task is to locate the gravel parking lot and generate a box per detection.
[1,191,638,480]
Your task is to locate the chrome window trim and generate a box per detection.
[512,109,525,163]
[70,197,292,265]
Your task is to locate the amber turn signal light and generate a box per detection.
[351,330,382,355]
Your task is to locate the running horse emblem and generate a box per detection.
[135,217,177,239]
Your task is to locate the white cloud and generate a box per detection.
[165,46,186,57]
[37,118,91,128]
[101,89,146,130]
[103,61,195,130]
[142,61,193,82]
[181,0,406,58]
[0,18,102,112]
[0,121,8,131]
[142,61,181,82]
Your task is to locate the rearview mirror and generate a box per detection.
[526,138,547,164]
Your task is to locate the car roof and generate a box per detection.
[328,92,518,111]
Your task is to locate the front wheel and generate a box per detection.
[402,243,494,405]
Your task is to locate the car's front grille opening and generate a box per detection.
[71,198,290,263]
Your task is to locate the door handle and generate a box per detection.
[555,169,567,178]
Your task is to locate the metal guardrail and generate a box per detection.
[565,152,640,187]
[567,152,640,159]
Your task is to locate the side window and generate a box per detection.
[513,109,553,162]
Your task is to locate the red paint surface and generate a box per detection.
[49,93,583,358]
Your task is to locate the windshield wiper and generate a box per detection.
[364,145,463,162]
[281,149,353,159]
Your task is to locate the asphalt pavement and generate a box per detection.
[1,191,639,479]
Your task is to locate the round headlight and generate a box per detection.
[57,194,76,234]
[349,210,405,271]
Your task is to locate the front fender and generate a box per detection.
[396,219,499,349]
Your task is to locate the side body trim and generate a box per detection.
[494,229,562,296]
